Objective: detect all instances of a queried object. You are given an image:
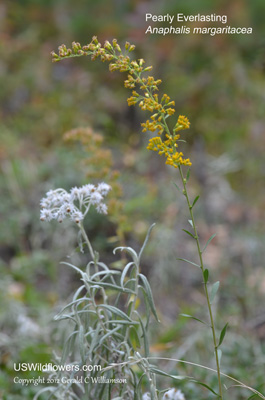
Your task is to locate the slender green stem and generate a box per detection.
[79,222,95,260]
[178,165,223,399]
[78,222,109,329]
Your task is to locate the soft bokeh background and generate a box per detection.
[1,0,265,398]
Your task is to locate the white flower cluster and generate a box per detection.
[162,388,185,400]
[40,182,111,223]
[142,394,151,400]
[142,389,185,400]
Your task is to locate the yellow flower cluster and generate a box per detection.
[174,115,190,131]
[146,116,192,168]
[52,37,192,168]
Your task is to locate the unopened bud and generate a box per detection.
[143,66,153,72]
[104,40,112,50]
[72,41,81,53]
[50,51,59,58]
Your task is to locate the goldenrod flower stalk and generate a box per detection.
[51,37,191,169]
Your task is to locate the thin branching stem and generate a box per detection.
[178,165,223,399]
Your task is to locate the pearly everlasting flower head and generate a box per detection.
[40,183,111,224]
[162,388,185,400]
[142,393,151,400]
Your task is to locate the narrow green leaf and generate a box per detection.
[180,313,208,326]
[89,324,102,357]
[79,325,85,363]
[123,278,136,289]
[173,182,181,192]
[99,304,132,322]
[210,281,220,304]
[61,261,84,275]
[182,229,195,239]
[247,394,260,400]
[83,278,134,294]
[113,246,138,264]
[176,257,200,268]
[135,310,149,357]
[140,286,151,330]
[149,366,189,381]
[129,326,141,349]
[72,285,86,301]
[191,379,220,396]
[149,368,220,397]
[139,223,156,260]
[186,168,191,181]
[202,233,216,253]
[90,270,121,281]
[192,195,200,208]
[203,269,209,283]
[120,262,135,288]
[99,326,121,346]
[54,297,90,318]
[61,330,78,364]
[218,323,229,347]
[139,274,159,322]
[136,373,146,399]
[53,314,77,323]
[103,319,139,326]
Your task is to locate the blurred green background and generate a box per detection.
[1,0,265,398]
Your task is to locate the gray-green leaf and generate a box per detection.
[202,233,216,253]
[139,223,155,260]
[180,313,208,326]
[120,262,135,288]
[173,182,181,192]
[149,366,189,381]
[188,219,194,228]
[139,274,159,322]
[99,304,132,322]
[210,281,220,304]
[176,258,200,268]
[113,246,138,264]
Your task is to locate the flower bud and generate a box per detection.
[104,40,112,50]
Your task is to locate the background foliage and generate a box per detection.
[1,0,265,398]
